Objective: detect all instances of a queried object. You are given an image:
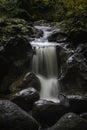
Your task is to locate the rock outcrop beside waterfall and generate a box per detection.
[48,22,87,94]
[56,44,87,94]
[0,36,34,94]
[10,87,40,111]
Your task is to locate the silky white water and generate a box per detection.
[32,46,58,77]
[38,75,60,102]
[31,25,60,102]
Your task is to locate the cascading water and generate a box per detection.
[31,25,60,102]
[32,46,58,77]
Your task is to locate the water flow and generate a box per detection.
[33,46,58,77]
[31,25,60,102]
[38,75,60,102]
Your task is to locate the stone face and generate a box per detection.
[9,72,41,94]
[0,36,34,94]
[22,72,41,92]
[67,95,87,114]
[5,36,33,61]
[32,100,69,127]
[0,18,44,43]
[0,55,10,84]
[0,18,37,40]
[80,113,87,120]
[48,31,68,43]
[49,113,87,130]
[11,87,40,111]
[0,100,39,130]
[68,30,87,44]
[61,66,87,92]
[60,50,87,93]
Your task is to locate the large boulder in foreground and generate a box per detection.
[49,113,87,130]
[32,100,69,127]
[0,100,39,130]
[11,87,40,111]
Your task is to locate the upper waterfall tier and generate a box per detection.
[30,25,59,47]
[31,25,58,77]
[32,46,58,77]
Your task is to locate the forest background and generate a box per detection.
[0,0,87,29]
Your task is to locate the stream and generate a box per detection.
[30,25,60,102]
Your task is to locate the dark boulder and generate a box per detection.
[32,99,69,127]
[0,36,34,94]
[80,113,87,120]
[0,100,39,130]
[32,29,43,38]
[11,87,40,111]
[0,44,10,84]
[67,95,87,114]
[22,72,41,91]
[61,66,87,93]
[0,17,40,40]
[9,72,41,93]
[0,55,10,84]
[5,36,33,62]
[49,113,87,130]
[76,44,87,60]
[56,45,71,77]
[48,31,68,43]
[60,50,87,93]
[68,30,87,45]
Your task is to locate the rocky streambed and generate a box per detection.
[0,18,87,130]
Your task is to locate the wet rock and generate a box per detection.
[34,20,50,26]
[32,29,43,38]
[0,18,37,40]
[56,45,71,77]
[10,87,40,111]
[76,44,87,60]
[0,55,10,84]
[49,113,87,130]
[67,95,87,114]
[0,36,34,94]
[48,31,68,43]
[0,36,33,93]
[0,100,39,130]
[0,18,44,43]
[58,93,69,106]
[60,51,87,93]
[61,66,87,93]
[32,99,69,127]
[0,44,10,84]
[21,72,41,91]
[80,113,87,120]
[9,72,41,93]
[5,36,33,62]
[68,30,87,44]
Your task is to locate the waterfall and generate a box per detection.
[32,46,58,77]
[38,75,60,102]
[31,25,60,102]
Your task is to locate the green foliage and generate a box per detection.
[0,0,87,28]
